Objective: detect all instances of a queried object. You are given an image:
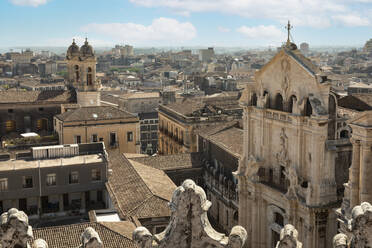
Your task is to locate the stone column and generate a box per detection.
[350,139,360,208]
[360,141,372,203]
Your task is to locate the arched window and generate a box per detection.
[251,93,257,106]
[87,67,93,85]
[288,95,297,113]
[274,93,284,111]
[74,65,80,82]
[304,98,312,116]
[340,130,350,138]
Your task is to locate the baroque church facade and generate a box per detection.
[237,39,352,248]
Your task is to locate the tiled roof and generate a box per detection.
[129,153,203,171]
[162,95,241,117]
[338,95,372,111]
[56,106,136,122]
[0,90,76,104]
[33,222,138,248]
[106,151,175,219]
[198,122,243,158]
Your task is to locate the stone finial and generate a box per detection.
[333,233,348,248]
[80,227,103,248]
[132,179,247,248]
[0,208,33,248]
[275,224,302,248]
[132,226,153,248]
[345,202,372,247]
[227,226,247,248]
[32,239,49,248]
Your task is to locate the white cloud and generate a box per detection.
[10,0,48,7]
[332,14,370,26]
[218,26,230,33]
[129,0,371,27]
[81,18,196,46]
[237,25,285,41]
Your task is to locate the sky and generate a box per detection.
[1,0,372,48]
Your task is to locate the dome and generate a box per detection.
[66,39,80,58]
[80,38,94,57]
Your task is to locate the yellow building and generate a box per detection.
[54,106,139,154]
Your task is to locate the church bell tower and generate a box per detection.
[66,38,101,106]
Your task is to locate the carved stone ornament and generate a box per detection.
[0,208,34,248]
[132,179,247,248]
[233,155,262,181]
[333,233,348,248]
[275,224,302,248]
[32,239,49,248]
[80,227,103,248]
[348,202,372,247]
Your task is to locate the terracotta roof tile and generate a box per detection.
[33,222,138,248]
[107,151,175,219]
[0,90,76,104]
[56,106,136,122]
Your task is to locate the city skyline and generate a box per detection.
[1,0,372,48]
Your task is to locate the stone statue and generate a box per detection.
[276,224,302,248]
[132,179,247,248]
[276,128,290,167]
[284,166,299,199]
[80,227,103,248]
[333,233,348,248]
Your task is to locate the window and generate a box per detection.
[91,134,98,143]
[8,109,13,113]
[5,120,16,132]
[74,135,81,144]
[92,169,101,181]
[22,176,33,188]
[275,212,284,226]
[127,132,133,142]
[38,107,44,111]
[110,132,117,146]
[69,171,79,184]
[0,178,8,191]
[46,174,56,186]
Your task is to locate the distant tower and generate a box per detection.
[66,38,101,106]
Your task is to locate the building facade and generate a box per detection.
[237,42,351,248]
[0,143,108,217]
[54,106,140,154]
[158,93,242,155]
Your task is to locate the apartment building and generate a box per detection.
[0,142,108,217]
